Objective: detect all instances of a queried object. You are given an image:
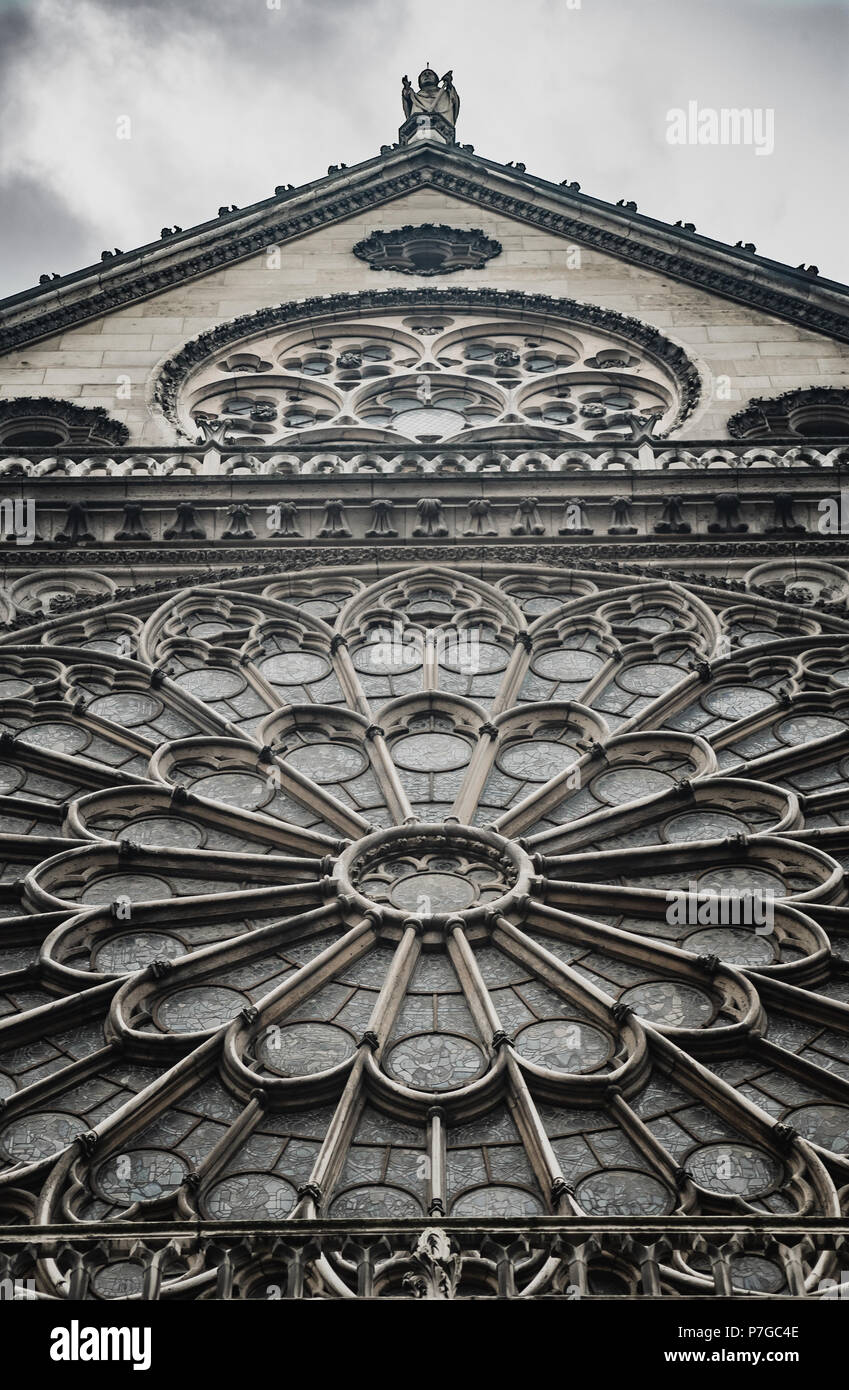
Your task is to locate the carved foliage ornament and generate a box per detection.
[353,225,502,276]
[0,397,129,448]
[727,387,849,441]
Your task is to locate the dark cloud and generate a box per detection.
[0,174,100,295]
[0,1,36,91]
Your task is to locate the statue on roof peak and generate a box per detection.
[401,67,460,127]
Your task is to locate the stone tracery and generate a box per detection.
[173,299,686,447]
[0,560,849,1295]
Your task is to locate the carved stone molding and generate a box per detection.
[0,397,129,447]
[1,440,847,477]
[154,287,702,437]
[727,387,849,441]
[352,224,502,276]
[4,153,848,356]
[3,543,849,638]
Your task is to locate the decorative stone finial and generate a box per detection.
[400,67,459,145]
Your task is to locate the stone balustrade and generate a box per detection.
[0,439,846,479]
[0,1218,845,1300]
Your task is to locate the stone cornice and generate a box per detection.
[1,144,847,355]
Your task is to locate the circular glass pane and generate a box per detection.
[174,669,244,699]
[299,599,341,619]
[687,1142,781,1197]
[18,722,88,753]
[620,981,715,1027]
[617,663,684,695]
[702,686,775,719]
[284,743,368,782]
[186,621,231,638]
[78,873,173,905]
[533,650,604,681]
[684,928,775,966]
[116,817,204,849]
[576,1169,673,1216]
[91,1262,146,1299]
[786,1103,849,1154]
[729,1255,785,1293]
[192,772,268,810]
[204,1174,297,1219]
[594,767,675,805]
[87,693,162,725]
[515,1019,611,1073]
[257,652,330,684]
[664,811,748,842]
[92,931,185,973]
[777,715,845,744]
[353,641,418,675]
[0,1111,84,1163]
[520,596,563,616]
[440,641,508,674]
[157,986,246,1032]
[389,872,476,913]
[97,1149,188,1204]
[392,407,467,440]
[451,1186,543,1217]
[392,733,470,771]
[256,1022,355,1076]
[386,1033,486,1090]
[696,866,784,894]
[499,740,579,781]
[330,1185,422,1217]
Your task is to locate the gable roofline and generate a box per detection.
[1,140,848,354]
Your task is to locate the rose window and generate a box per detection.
[172,297,688,446]
[2,560,849,1297]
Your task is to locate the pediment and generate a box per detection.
[1,142,849,356]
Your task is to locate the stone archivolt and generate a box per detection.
[156,289,700,441]
[0,561,848,1296]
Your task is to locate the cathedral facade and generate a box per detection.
[0,70,848,1301]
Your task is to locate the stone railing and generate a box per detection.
[1,1219,847,1300]
[0,439,846,479]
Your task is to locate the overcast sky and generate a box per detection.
[0,0,847,299]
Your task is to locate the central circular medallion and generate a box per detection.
[389,871,475,913]
[336,823,531,927]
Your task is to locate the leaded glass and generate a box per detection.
[1,559,848,1302]
[575,1169,673,1216]
[386,1033,486,1090]
[514,1019,611,1073]
[204,1174,297,1219]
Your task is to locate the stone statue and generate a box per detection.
[402,67,460,127]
